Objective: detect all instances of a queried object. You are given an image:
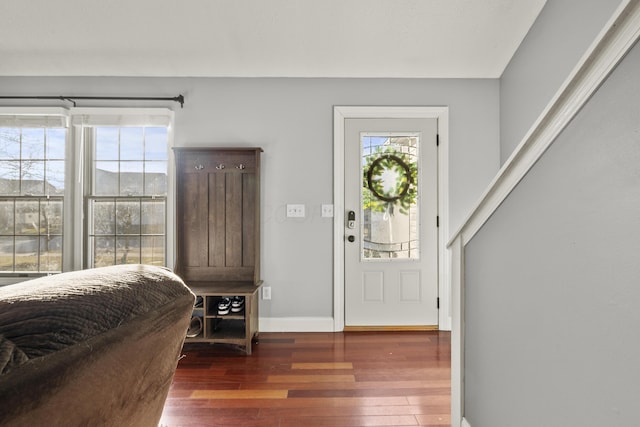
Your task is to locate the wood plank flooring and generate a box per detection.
[160,331,451,427]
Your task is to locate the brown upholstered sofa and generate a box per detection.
[0,264,195,427]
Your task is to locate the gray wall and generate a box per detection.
[0,76,499,320]
[464,37,640,426]
[499,0,622,164]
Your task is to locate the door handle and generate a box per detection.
[347,235,355,242]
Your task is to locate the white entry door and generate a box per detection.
[344,118,438,327]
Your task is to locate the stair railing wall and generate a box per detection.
[448,2,640,425]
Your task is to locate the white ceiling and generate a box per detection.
[0,0,546,78]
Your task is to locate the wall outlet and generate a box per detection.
[262,286,272,300]
[321,204,334,217]
[286,204,305,218]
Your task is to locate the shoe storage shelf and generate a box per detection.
[174,147,263,355]
[186,282,261,355]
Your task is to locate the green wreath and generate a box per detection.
[363,149,417,215]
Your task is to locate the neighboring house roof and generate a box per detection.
[0,178,61,196]
[94,169,167,196]
[0,170,167,197]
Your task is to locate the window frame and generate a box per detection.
[0,108,69,280]
[83,124,170,269]
[0,107,175,285]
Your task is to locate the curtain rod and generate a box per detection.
[0,94,185,108]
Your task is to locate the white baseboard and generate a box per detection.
[259,316,450,333]
[461,417,471,427]
[259,317,335,332]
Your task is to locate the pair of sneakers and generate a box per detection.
[217,296,245,315]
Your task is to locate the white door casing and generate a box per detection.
[333,106,450,332]
[344,118,438,326]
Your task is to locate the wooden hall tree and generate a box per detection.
[173,147,262,354]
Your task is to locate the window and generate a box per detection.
[0,121,66,274]
[361,134,419,259]
[0,108,173,280]
[86,126,168,267]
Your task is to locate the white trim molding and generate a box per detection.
[259,317,335,332]
[332,106,450,332]
[449,2,640,426]
[450,235,465,425]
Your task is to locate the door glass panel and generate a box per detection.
[361,134,419,260]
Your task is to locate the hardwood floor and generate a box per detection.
[160,331,451,427]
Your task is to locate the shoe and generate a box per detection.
[231,296,245,313]
[186,316,203,337]
[217,297,231,315]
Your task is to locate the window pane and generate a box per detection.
[41,200,63,236]
[141,236,164,266]
[15,236,38,271]
[46,129,66,159]
[0,236,13,271]
[46,160,65,194]
[39,235,62,272]
[94,161,119,195]
[144,127,168,160]
[0,161,19,195]
[116,200,140,235]
[144,161,167,195]
[91,199,115,234]
[0,200,14,234]
[0,129,21,159]
[92,236,115,267]
[120,162,143,195]
[16,200,39,235]
[21,160,46,195]
[141,200,165,234]
[21,128,45,160]
[362,135,419,260]
[120,128,144,160]
[95,128,119,160]
[116,236,140,264]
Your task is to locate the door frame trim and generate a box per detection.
[333,106,450,332]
